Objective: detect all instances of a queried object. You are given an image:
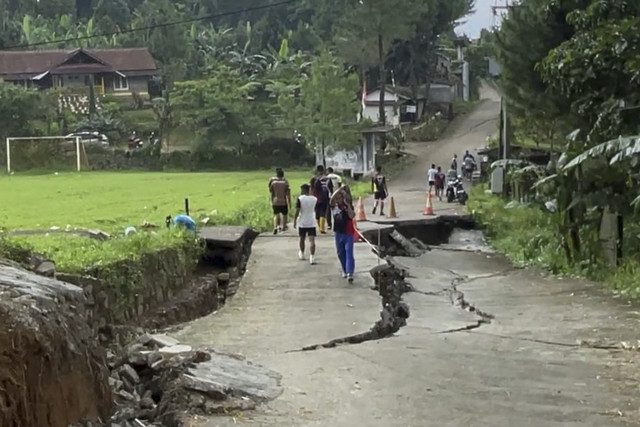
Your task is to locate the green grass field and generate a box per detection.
[0,171,367,273]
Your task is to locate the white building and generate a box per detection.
[362,88,408,127]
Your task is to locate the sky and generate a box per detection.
[456,0,505,38]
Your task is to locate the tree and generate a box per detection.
[278,49,360,166]
[171,64,262,147]
[539,0,640,142]
[494,0,587,146]
[336,0,428,125]
[387,0,473,100]
[126,0,192,82]
[0,82,43,142]
[93,0,131,34]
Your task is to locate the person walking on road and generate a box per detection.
[427,164,438,195]
[310,165,334,234]
[451,154,458,174]
[435,166,445,201]
[371,166,388,216]
[293,184,318,265]
[330,186,356,283]
[269,168,291,234]
[326,167,342,230]
[463,150,476,180]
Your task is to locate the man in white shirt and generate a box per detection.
[427,164,438,195]
[294,184,318,265]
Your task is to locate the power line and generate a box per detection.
[7,0,300,50]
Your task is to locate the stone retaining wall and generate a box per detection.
[58,241,202,327]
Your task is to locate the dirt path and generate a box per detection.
[177,88,640,426]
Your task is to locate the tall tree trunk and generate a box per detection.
[378,33,386,126]
[568,207,581,257]
[321,139,326,168]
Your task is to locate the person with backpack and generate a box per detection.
[310,165,334,234]
[330,185,356,283]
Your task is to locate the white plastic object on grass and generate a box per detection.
[124,226,137,236]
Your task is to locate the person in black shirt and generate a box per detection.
[371,166,388,216]
[310,165,333,234]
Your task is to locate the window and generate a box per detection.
[113,75,129,91]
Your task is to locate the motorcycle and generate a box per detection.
[446,177,468,205]
[128,132,143,149]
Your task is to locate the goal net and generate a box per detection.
[4,136,90,173]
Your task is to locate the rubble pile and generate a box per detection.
[92,333,283,426]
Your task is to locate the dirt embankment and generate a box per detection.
[0,260,112,427]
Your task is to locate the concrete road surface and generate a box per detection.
[176,87,640,427]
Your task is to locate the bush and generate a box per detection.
[468,185,567,272]
[469,185,640,297]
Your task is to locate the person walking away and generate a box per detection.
[451,154,458,174]
[463,150,475,162]
[325,167,343,230]
[463,151,476,180]
[268,167,282,189]
[311,165,333,234]
[330,186,356,283]
[427,164,438,195]
[371,166,388,216]
[435,166,445,201]
[294,184,318,265]
[269,168,291,234]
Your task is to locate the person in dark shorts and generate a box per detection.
[434,166,445,201]
[294,184,318,265]
[310,165,333,234]
[371,166,388,216]
[269,168,291,234]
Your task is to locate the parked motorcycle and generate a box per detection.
[128,131,143,149]
[446,177,468,205]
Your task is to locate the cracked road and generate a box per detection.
[176,87,640,426]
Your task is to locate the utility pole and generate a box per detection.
[491,0,511,29]
[502,97,508,160]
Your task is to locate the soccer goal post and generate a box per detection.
[5,136,83,173]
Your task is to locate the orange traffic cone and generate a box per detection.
[355,197,367,222]
[423,192,435,216]
[387,197,398,218]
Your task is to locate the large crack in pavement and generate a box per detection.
[288,259,411,353]
[289,234,505,352]
[446,271,498,327]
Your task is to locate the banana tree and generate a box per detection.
[561,134,640,263]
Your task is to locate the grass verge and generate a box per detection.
[468,185,640,298]
[0,170,370,273]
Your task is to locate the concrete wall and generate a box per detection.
[363,105,399,126]
[52,74,150,94]
[317,138,375,176]
[429,84,454,104]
